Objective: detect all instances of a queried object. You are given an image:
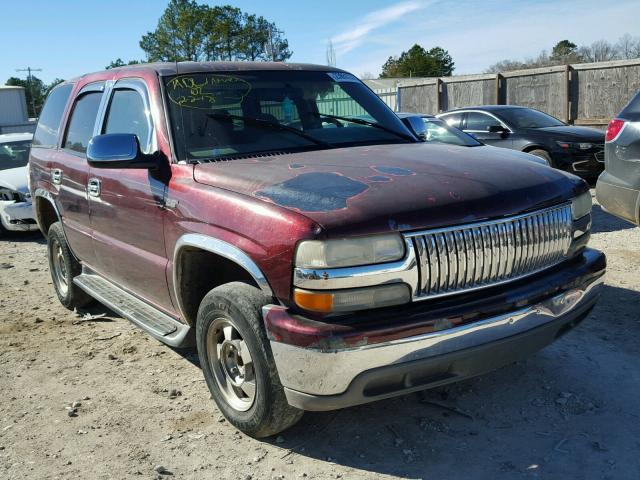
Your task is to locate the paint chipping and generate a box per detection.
[373,166,414,176]
[367,175,391,182]
[256,172,368,212]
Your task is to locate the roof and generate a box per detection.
[0,85,25,91]
[0,132,33,142]
[69,61,346,82]
[444,105,527,113]
[396,112,437,119]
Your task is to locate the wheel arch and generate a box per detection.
[33,188,61,238]
[522,144,548,153]
[173,233,275,326]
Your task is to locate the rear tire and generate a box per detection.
[196,282,303,438]
[528,149,552,166]
[47,222,93,309]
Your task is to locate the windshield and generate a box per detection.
[163,71,414,161]
[0,140,31,171]
[422,118,482,147]
[498,108,565,129]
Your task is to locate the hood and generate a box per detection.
[193,143,586,236]
[483,146,549,166]
[0,166,29,194]
[533,125,605,141]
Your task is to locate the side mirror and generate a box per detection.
[487,125,508,134]
[87,134,159,169]
[400,115,427,141]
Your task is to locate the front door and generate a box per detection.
[87,78,173,312]
[463,111,513,148]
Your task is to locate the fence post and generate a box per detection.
[495,73,504,105]
[436,78,444,113]
[565,65,573,125]
[396,86,401,112]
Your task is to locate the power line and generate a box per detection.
[16,66,43,117]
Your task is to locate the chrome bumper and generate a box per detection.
[269,274,603,407]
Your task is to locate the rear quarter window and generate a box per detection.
[32,84,73,148]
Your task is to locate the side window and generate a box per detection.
[103,89,151,152]
[33,84,73,147]
[441,113,463,129]
[63,92,103,153]
[465,112,501,131]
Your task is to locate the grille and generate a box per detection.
[405,204,573,299]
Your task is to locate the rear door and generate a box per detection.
[463,111,514,148]
[87,78,173,312]
[54,82,105,264]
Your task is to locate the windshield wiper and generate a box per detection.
[206,112,333,149]
[318,113,416,142]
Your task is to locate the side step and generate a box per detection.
[73,272,193,347]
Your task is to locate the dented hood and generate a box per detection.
[0,166,29,194]
[193,143,586,236]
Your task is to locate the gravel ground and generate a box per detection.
[1,190,639,480]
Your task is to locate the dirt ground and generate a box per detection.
[1,190,639,480]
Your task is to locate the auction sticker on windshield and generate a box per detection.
[327,72,360,83]
[166,74,251,109]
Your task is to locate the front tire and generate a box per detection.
[528,149,552,166]
[196,282,303,438]
[47,222,93,309]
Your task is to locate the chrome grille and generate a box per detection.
[406,204,573,299]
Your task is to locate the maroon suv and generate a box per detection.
[29,62,605,437]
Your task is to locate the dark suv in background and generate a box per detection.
[438,106,605,179]
[596,91,640,226]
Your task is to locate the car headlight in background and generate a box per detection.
[571,191,592,220]
[295,233,405,269]
[556,141,597,150]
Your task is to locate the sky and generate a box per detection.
[1,0,639,85]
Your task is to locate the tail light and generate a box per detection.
[605,118,626,142]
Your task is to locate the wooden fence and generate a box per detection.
[394,58,640,127]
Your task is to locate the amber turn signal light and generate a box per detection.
[293,289,334,313]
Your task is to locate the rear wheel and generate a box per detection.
[528,149,552,167]
[196,282,303,437]
[47,222,93,309]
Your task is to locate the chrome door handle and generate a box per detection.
[87,178,101,198]
[51,168,63,185]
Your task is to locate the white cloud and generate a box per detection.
[331,1,426,55]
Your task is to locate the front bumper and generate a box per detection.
[0,200,38,232]
[551,148,604,176]
[264,248,605,411]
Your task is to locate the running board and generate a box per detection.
[73,272,194,348]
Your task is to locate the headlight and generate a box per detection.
[295,233,405,269]
[556,141,596,150]
[293,284,411,313]
[571,192,592,220]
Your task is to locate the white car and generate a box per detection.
[0,133,38,235]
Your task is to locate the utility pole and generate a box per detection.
[265,25,284,62]
[16,66,43,118]
[326,39,336,67]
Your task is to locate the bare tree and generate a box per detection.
[579,40,618,63]
[616,33,640,59]
[360,72,374,80]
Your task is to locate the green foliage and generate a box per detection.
[105,58,142,70]
[380,44,455,78]
[551,40,580,64]
[5,75,63,117]
[139,0,292,62]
